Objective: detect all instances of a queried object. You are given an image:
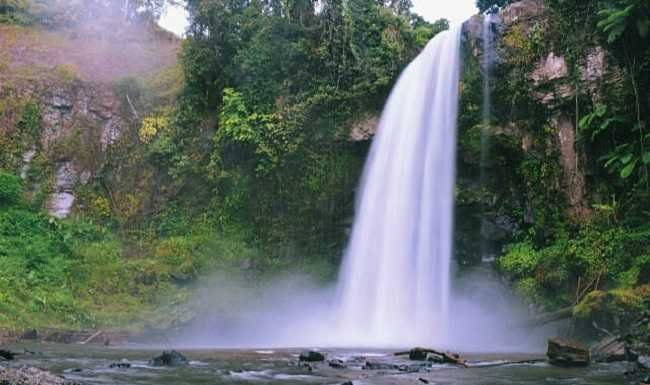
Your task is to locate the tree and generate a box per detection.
[476,0,516,14]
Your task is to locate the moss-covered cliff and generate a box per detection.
[457,0,650,344]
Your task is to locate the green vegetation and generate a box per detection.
[466,0,650,339]
[1,0,649,342]
[0,0,447,329]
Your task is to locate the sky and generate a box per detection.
[158,1,479,37]
[412,0,478,25]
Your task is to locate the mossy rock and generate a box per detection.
[573,286,650,338]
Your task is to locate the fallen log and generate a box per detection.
[80,330,104,345]
[465,358,546,368]
[395,348,467,367]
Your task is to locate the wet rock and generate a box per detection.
[150,350,189,367]
[591,335,636,362]
[328,359,347,369]
[0,350,16,361]
[299,351,325,362]
[419,378,430,384]
[408,347,430,361]
[547,338,590,366]
[363,361,398,371]
[109,359,131,369]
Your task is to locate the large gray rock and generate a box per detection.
[591,335,636,362]
[547,338,590,366]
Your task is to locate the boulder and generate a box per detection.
[328,359,347,369]
[299,351,325,362]
[591,335,636,362]
[547,338,590,366]
[150,350,189,367]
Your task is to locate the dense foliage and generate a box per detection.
[0,0,446,329]
[2,0,649,338]
[463,0,650,331]
[148,0,445,270]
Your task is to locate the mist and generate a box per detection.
[171,265,554,352]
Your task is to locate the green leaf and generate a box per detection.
[643,152,650,165]
[603,155,619,168]
[620,160,637,178]
[578,114,593,130]
[620,153,634,164]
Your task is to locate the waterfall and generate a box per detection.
[480,14,494,262]
[335,25,462,348]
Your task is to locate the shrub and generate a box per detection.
[0,171,21,205]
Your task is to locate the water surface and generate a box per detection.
[3,343,629,385]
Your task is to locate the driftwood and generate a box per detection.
[465,358,546,368]
[395,348,467,367]
[395,348,546,370]
[80,330,104,345]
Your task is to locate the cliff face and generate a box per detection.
[0,22,179,218]
[455,0,614,265]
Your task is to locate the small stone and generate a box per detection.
[299,351,325,362]
[409,348,429,361]
[419,378,430,384]
[341,382,354,385]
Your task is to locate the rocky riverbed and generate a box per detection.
[0,342,635,385]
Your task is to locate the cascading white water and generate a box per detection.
[480,14,494,262]
[335,25,462,348]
